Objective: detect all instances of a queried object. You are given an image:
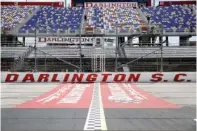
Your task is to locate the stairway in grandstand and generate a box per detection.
[137,8,149,24]
[81,7,88,33]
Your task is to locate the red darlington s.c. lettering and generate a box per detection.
[22,74,35,82]
[150,73,163,82]
[86,74,98,82]
[51,74,60,82]
[101,74,112,82]
[37,74,50,82]
[5,74,19,82]
[113,74,126,82]
[3,72,193,83]
[63,74,70,82]
[71,74,84,82]
[174,73,187,82]
[128,73,140,82]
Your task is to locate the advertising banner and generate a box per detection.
[37,37,116,48]
[84,2,138,8]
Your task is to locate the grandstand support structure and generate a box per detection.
[159,28,165,72]
[27,20,84,72]
[116,46,165,71]
[160,39,163,72]
[30,46,81,70]
[34,30,37,72]
[116,23,164,71]
[79,24,82,72]
[10,46,33,71]
[115,25,118,72]
[91,50,105,72]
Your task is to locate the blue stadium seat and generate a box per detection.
[1,6,37,29]
[86,7,145,33]
[141,4,196,32]
[19,6,83,33]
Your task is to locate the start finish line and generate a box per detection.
[1,72,196,83]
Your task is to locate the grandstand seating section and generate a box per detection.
[86,7,145,33]
[1,5,196,33]
[1,47,28,58]
[124,46,196,58]
[141,5,196,32]
[1,46,195,59]
[86,7,104,30]
[1,6,37,29]
[19,6,83,33]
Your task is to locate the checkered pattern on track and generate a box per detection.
[84,83,105,130]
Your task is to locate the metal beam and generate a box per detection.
[117,40,166,70]
[30,46,80,69]
[116,48,162,69]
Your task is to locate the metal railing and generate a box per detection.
[1,45,196,72]
[12,23,163,36]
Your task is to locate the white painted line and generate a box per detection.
[84,83,107,130]
[124,83,147,99]
[98,83,107,130]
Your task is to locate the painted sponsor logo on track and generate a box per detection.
[58,84,90,104]
[15,83,93,108]
[36,84,73,104]
[101,83,179,108]
[15,83,178,108]
[108,83,147,103]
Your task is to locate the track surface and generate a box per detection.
[1,83,196,131]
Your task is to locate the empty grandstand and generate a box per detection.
[1,6,38,30]
[142,4,196,33]
[19,6,83,33]
[86,6,146,33]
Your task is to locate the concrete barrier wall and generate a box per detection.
[1,72,196,83]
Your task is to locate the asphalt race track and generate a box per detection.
[1,82,196,131]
